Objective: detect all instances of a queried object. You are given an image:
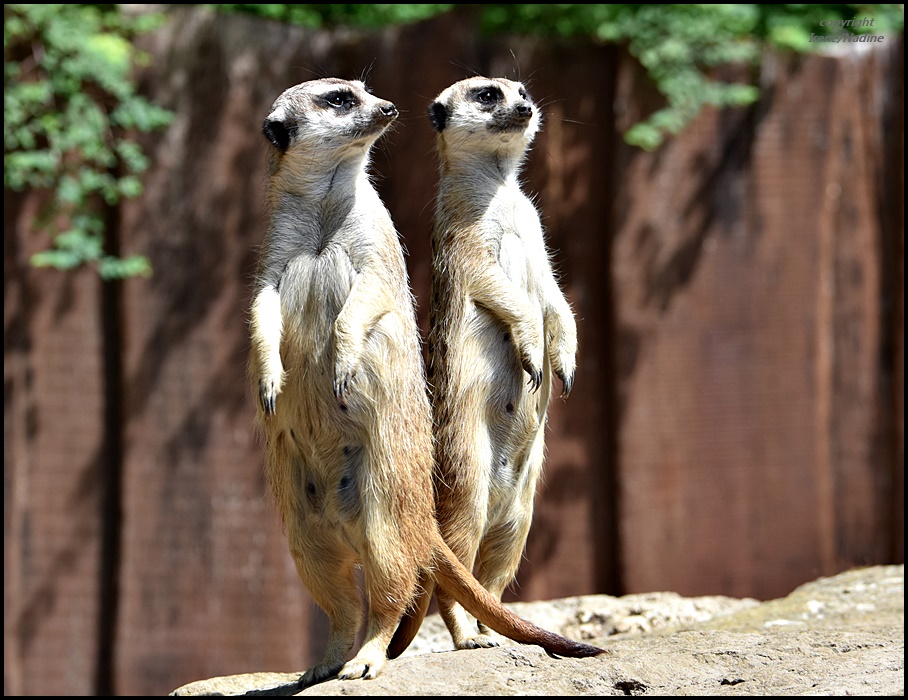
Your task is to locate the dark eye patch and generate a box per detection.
[473,86,504,106]
[322,90,358,110]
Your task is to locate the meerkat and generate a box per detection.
[249,78,600,687]
[388,77,578,657]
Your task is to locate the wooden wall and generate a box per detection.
[4,7,903,695]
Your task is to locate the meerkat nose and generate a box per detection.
[380,103,398,119]
[515,102,532,117]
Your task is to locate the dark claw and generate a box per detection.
[520,354,542,393]
[333,374,351,409]
[526,366,542,393]
[259,381,276,415]
[558,370,574,398]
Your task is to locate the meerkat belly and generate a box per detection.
[463,254,546,499]
[267,247,368,519]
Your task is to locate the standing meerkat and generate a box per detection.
[389,76,578,656]
[249,78,600,687]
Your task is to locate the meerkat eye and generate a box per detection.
[324,91,357,110]
[518,88,530,100]
[475,87,502,105]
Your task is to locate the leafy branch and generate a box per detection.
[478,4,904,150]
[220,4,902,150]
[4,4,173,278]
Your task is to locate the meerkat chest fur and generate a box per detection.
[269,177,394,351]
[453,177,547,298]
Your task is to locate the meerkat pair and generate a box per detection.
[248,76,582,687]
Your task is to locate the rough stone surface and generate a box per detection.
[170,565,903,696]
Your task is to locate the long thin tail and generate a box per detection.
[387,576,436,659]
[429,539,605,658]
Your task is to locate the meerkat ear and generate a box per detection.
[428,101,448,132]
[262,118,293,152]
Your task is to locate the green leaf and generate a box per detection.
[84,32,132,73]
[99,255,153,280]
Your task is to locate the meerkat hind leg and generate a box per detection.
[292,546,363,688]
[437,588,501,649]
[474,435,543,637]
[472,514,534,638]
[436,528,499,650]
[436,445,499,649]
[338,548,420,679]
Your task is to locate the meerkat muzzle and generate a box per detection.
[376,102,398,123]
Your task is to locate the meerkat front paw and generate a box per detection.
[547,319,577,398]
[555,367,574,398]
[552,351,576,398]
[522,356,543,393]
[333,352,361,408]
[333,366,356,407]
[259,371,283,415]
[514,322,545,393]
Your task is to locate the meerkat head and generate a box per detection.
[262,78,398,163]
[428,77,540,160]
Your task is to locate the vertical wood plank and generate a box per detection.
[4,192,106,695]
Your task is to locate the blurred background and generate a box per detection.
[4,3,903,695]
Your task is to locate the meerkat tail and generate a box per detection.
[429,539,606,659]
[386,579,436,659]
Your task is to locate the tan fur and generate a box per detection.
[389,77,578,655]
[249,78,600,687]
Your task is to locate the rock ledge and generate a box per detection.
[171,564,904,696]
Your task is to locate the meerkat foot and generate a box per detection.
[455,632,500,650]
[337,651,386,681]
[298,661,344,689]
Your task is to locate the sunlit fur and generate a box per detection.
[390,77,579,654]
[249,78,599,687]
